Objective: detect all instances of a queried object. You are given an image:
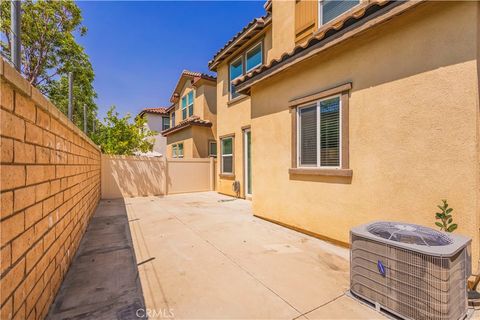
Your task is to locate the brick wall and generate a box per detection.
[0,59,101,319]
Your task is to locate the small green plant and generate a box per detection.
[435,200,457,232]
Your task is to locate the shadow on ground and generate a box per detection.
[47,199,146,320]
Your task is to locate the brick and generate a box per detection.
[1,81,14,111]
[1,137,13,163]
[1,191,14,219]
[1,165,25,191]
[42,228,55,251]
[35,182,50,202]
[14,141,35,164]
[42,131,54,149]
[35,146,49,164]
[35,281,51,319]
[26,240,43,272]
[35,108,50,130]
[0,212,24,244]
[2,61,31,96]
[0,296,13,320]
[13,280,26,314]
[42,260,55,285]
[55,136,65,151]
[24,122,42,145]
[0,258,25,306]
[0,109,25,141]
[49,180,60,195]
[33,216,50,242]
[13,186,35,212]
[26,165,55,185]
[14,94,36,123]
[1,243,11,275]
[11,227,34,263]
[13,303,26,320]
[25,203,42,229]
[42,197,55,216]
[25,277,42,316]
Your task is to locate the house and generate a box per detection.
[161,70,217,158]
[138,107,170,155]
[210,0,480,262]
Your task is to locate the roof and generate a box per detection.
[208,14,272,71]
[170,70,216,103]
[234,0,422,93]
[161,115,212,136]
[138,107,170,117]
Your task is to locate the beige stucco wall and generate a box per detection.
[215,26,273,198]
[145,113,167,155]
[166,127,194,158]
[250,2,480,263]
[271,0,295,60]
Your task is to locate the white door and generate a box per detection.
[244,129,252,197]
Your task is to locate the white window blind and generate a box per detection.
[321,0,359,25]
[298,95,341,168]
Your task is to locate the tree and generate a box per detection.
[0,0,97,132]
[91,106,157,155]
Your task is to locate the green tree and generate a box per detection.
[91,106,157,155]
[0,0,97,132]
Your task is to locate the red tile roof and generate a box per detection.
[208,14,272,71]
[161,115,212,136]
[233,0,421,93]
[138,107,170,117]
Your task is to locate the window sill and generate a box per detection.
[289,168,352,177]
[227,95,249,106]
[219,173,235,179]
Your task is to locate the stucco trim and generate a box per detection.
[227,95,250,106]
[219,173,235,179]
[254,214,350,248]
[288,82,352,108]
[289,168,353,177]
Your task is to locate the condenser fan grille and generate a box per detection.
[367,222,452,246]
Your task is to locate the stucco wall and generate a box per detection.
[145,113,167,155]
[215,27,273,198]
[250,2,480,262]
[0,59,101,320]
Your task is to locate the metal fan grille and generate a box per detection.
[367,222,452,246]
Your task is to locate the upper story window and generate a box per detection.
[319,0,359,25]
[181,91,194,119]
[229,41,263,100]
[162,117,170,131]
[171,112,176,127]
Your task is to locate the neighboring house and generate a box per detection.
[210,0,480,263]
[162,70,217,158]
[138,107,170,155]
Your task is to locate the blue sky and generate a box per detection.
[76,1,266,120]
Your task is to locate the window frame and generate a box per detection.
[208,140,217,157]
[171,111,176,127]
[296,94,342,169]
[162,116,170,131]
[220,136,234,175]
[172,144,178,158]
[172,143,184,158]
[228,40,264,101]
[318,0,360,27]
[289,83,352,177]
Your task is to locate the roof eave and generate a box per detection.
[235,0,423,94]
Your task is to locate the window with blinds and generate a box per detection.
[297,95,341,168]
[320,0,359,25]
[221,137,233,173]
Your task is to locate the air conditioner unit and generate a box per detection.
[350,221,471,320]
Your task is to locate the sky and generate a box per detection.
[75,1,266,120]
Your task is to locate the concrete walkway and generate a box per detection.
[125,192,385,319]
[47,199,146,320]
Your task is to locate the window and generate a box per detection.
[209,141,217,157]
[162,117,170,131]
[319,0,359,25]
[181,91,194,119]
[297,95,341,168]
[172,143,184,158]
[221,137,233,173]
[229,41,263,100]
[171,112,176,127]
[246,43,263,72]
[229,57,243,100]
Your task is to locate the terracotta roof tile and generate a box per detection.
[161,115,212,136]
[208,14,271,71]
[233,0,418,92]
[139,107,170,116]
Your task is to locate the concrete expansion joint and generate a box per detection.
[293,291,347,320]
[171,214,304,317]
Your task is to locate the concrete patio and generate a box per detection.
[47,191,385,319]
